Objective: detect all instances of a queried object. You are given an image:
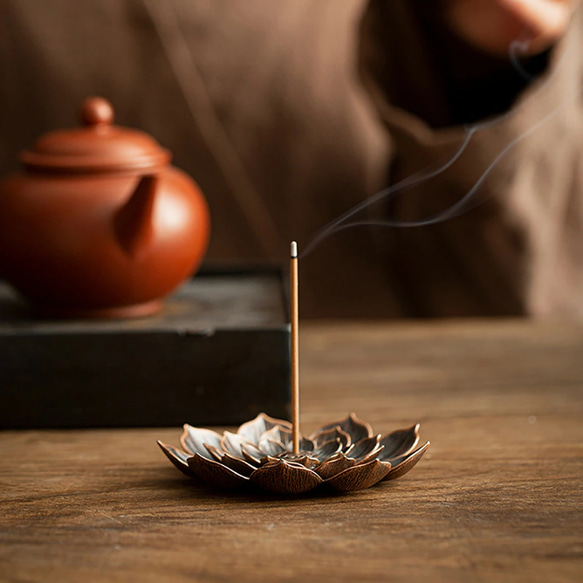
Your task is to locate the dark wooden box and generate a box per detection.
[0,267,290,429]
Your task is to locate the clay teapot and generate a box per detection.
[0,97,210,318]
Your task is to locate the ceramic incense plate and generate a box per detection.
[158,413,430,495]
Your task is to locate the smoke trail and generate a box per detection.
[510,39,536,81]
[305,88,578,239]
[301,129,475,257]
[300,30,576,259]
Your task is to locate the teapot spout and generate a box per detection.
[114,175,159,257]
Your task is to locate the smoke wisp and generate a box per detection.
[301,33,577,258]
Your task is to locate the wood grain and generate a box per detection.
[1,320,582,582]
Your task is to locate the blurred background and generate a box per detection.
[1,0,581,319]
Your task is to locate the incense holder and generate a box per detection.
[158,413,429,494]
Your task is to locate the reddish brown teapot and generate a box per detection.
[0,97,210,318]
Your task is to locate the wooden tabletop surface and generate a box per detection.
[1,320,582,582]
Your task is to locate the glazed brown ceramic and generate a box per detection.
[158,413,430,495]
[0,97,210,318]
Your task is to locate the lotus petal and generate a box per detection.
[356,445,386,465]
[221,452,256,478]
[299,437,316,452]
[316,413,372,444]
[378,424,420,462]
[187,453,248,489]
[221,431,250,458]
[157,441,197,477]
[261,425,292,445]
[241,445,263,466]
[203,443,224,462]
[325,459,391,492]
[221,432,264,465]
[180,425,222,459]
[310,426,351,450]
[258,437,287,457]
[277,453,320,469]
[383,442,430,481]
[315,453,357,479]
[345,435,382,461]
[312,439,343,461]
[249,459,323,494]
[263,425,314,454]
[262,455,281,464]
[238,413,291,444]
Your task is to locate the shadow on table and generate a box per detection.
[141,467,365,503]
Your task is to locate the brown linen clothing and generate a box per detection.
[0,0,582,318]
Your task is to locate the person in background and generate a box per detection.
[0,0,580,318]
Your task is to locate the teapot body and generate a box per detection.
[0,165,210,317]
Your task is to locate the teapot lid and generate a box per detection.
[21,97,171,173]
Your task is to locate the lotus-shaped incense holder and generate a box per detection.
[158,413,429,494]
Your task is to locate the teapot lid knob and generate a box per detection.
[80,97,114,127]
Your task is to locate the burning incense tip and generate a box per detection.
[290,241,298,258]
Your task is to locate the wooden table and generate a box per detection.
[1,320,582,582]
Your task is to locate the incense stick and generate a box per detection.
[290,241,300,453]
